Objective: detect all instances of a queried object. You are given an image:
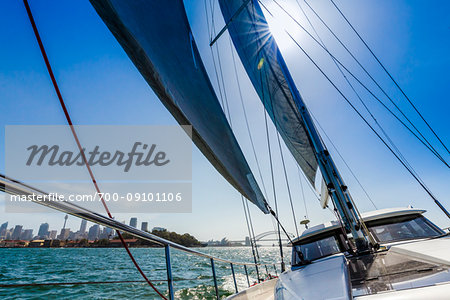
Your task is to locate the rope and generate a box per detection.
[259,0,449,218]
[330,0,450,156]
[295,0,414,196]
[204,0,226,110]
[281,25,450,219]
[266,0,449,168]
[311,114,377,210]
[290,0,447,192]
[263,105,285,270]
[276,131,299,237]
[245,199,270,276]
[299,0,448,162]
[229,36,269,198]
[286,3,378,210]
[209,0,272,277]
[297,165,309,219]
[268,208,294,245]
[241,196,261,280]
[23,1,167,297]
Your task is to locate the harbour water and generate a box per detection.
[0,247,287,299]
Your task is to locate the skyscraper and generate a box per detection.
[0,222,8,238]
[141,222,148,232]
[21,229,33,240]
[11,225,23,240]
[49,230,57,239]
[58,228,71,240]
[104,227,113,237]
[79,219,87,234]
[130,217,137,228]
[88,224,100,240]
[38,223,49,238]
[0,222,8,233]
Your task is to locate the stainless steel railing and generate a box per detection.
[0,175,281,299]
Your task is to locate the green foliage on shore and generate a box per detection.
[116,229,204,247]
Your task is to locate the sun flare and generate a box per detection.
[263,1,303,52]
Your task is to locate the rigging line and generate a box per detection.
[259,64,285,271]
[296,164,319,200]
[265,0,449,167]
[209,0,233,123]
[330,0,450,155]
[245,199,270,276]
[22,1,167,298]
[263,99,285,270]
[295,0,377,210]
[296,165,309,218]
[204,0,226,110]
[221,15,270,275]
[294,1,448,174]
[278,14,435,195]
[298,0,446,157]
[311,113,377,209]
[283,27,450,219]
[229,36,269,198]
[299,0,450,163]
[214,42,233,123]
[222,5,275,274]
[262,0,447,166]
[295,0,403,167]
[213,8,270,276]
[248,1,285,242]
[284,20,431,206]
[276,131,299,237]
[268,207,294,245]
[245,198,261,261]
[248,0,287,264]
[241,196,262,279]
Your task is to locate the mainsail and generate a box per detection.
[89,0,268,213]
[218,0,319,186]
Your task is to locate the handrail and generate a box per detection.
[1,174,285,299]
[0,175,280,267]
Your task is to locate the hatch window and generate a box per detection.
[368,215,442,243]
[293,236,340,263]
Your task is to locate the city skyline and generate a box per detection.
[0,216,155,241]
[0,0,449,241]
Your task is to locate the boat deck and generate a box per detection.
[227,279,277,300]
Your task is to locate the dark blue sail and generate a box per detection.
[219,0,318,186]
[90,0,268,213]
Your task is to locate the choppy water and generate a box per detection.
[0,247,287,299]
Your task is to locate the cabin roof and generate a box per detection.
[292,207,425,244]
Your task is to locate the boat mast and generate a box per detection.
[277,53,372,253]
[216,0,373,252]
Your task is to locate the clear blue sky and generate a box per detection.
[1,0,449,241]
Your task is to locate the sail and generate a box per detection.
[218,0,318,186]
[89,0,268,213]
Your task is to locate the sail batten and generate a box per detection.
[219,0,318,186]
[90,0,268,213]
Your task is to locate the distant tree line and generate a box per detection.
[113,229,204,247]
